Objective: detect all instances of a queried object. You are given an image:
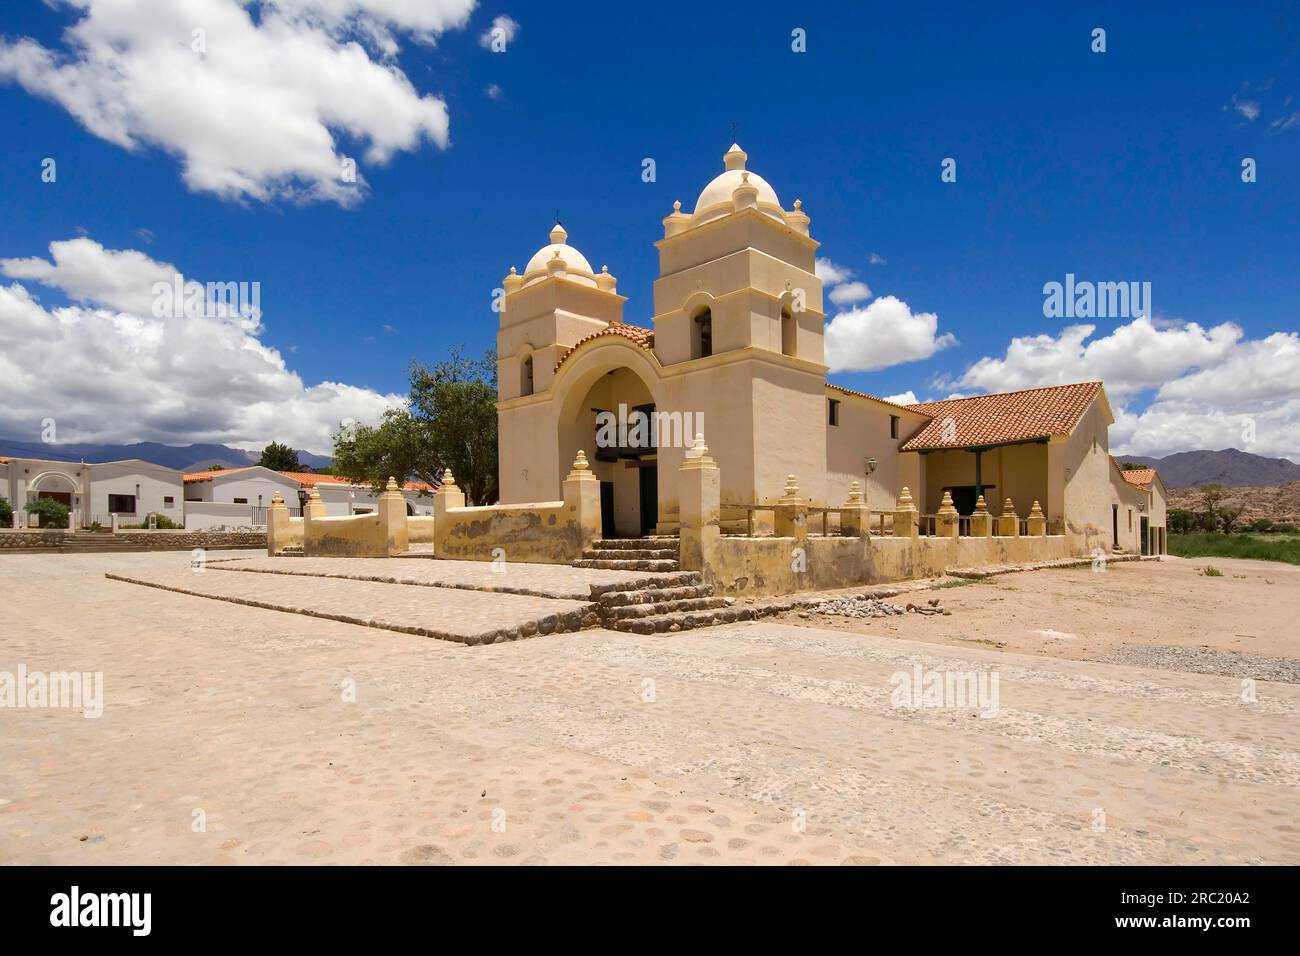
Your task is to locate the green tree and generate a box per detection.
[333,348,499,504]
[1168,508,1195,535]
[1218,505,1245,534]
[1199,484,1226,531]
[1120,461,1147,471]
[257,442,301,472]
[25,497,69,529]
[0,497,12,526]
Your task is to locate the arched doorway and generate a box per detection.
[558,362,659,538]
[29,470,79,527]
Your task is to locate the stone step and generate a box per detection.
[604,596,731,620]
[597,583,715,607]
[591,538,679,551]
[572,558,680,572]
[587,572,702,598]
[582,548,679,561]
[611,600,795,634]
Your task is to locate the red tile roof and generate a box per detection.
[901,382,1103,452]
[182,467,431,492]
[826,383,927,414]
[1119,468,1158,488]
[554,323,655,372]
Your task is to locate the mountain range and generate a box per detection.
[1115,448,1300,489]
[0,438,332,472]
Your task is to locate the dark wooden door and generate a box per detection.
[638,466,658,537]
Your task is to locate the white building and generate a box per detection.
[183,467,434,526]
[0,455,184,528]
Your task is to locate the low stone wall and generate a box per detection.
[268,480,408,557]
[0,531,67,550]
[431,456,599,565]
[702,532,1074,597]
[408,515,435,544]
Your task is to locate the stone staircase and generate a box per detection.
[58,532,154,554]
[589,571,792,634]
[573,537,681,572]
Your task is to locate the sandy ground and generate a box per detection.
[776,555,1300,662]
[2,551,1298,865]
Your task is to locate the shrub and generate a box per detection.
[24,497,69,529]
[121,512,184,530]
[0,497,11,526]
[1246,518,1274,534]
[1200,565,1224,577]
[1276,523,1299,534]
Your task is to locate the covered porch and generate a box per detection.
[907,439,1053,525]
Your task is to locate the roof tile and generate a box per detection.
[901,382,1102,451]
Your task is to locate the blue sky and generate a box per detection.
[1,1,1297,457]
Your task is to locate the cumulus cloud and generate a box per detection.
[828,280,872,306]
[0,0,476,204]
[825,295,956,373]
[0,238,404,455]
[815,257,854,285]
[479,14,519,49]
[881,390,918,406]
[941,317,1300,460]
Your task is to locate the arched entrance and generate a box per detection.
[29,470,80,527]
[557,360,660,538]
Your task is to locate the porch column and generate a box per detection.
[974,448,984,501]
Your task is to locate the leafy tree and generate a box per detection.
[1167,508,1195,535]
[1218,506,1245,534]
[333,348,499,505]
[1120,461,1147,471]
[0,497,12,526]
[207,464,225,471]
[1198,484,1226,530]
[24,497,69,529]
[257,441,302,472]
[1247,518,1274,534]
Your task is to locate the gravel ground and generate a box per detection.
[1093,645,1300,684]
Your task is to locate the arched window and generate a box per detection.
[781,308,797,357]
[521,354,534,396]
[692,308,713,359]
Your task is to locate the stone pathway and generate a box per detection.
[106,568,597,645]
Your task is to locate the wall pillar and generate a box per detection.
[378,477,410,556]
[936,490,960,538]
[266,493,289,554]
[996,497,1020,537]
[893,486,918,538]
[840,480,869,537]
[432,468,467,555]
[1026,500,1047,537]
[773,473,807,545]
[678,435,720,572]
[561,451,601,556]
[969,494,992,537]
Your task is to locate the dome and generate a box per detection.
[523,224,596,287]
[692,144,784,224]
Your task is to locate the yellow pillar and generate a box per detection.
[936,489,960,538]
[893,486,918,538]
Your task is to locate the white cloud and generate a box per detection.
[828,281,872,306]
[1270,111,1300,132]
[479,15,519,49]
[868,252,887,266]
[881,390,918,406]
[0,0,476,204]
[943,317,1242,398]
[824,295,956,372]
[0,238,404,455]
[1232,94,1261,121]
[942,317,1300,460]
[485,82,503,99]
[815,257,854,285]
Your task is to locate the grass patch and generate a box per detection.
[937,577,983,588]
[1168,533,1300,566]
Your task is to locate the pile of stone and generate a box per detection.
[801,595,949,619]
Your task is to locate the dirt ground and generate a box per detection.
[2,550,1298,865]
[775,555,1300,663]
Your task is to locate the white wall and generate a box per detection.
[87,461,183,523]
[184,501,264,530]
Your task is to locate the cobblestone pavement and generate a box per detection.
[2,551,1297,864]
[212,554,678,600]
[105,563,596,645]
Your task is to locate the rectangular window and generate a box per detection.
[108,494,136,514]
[163,496,175,507]
[890,415,900,439]
[233,497,248,505]
[828,398,840,426]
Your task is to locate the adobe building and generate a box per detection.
[493,143,1164,556]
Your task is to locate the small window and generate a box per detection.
[890,415,900,439]
[521,355,534,396]
[108,494,136,514]
[781,308,797,357]
[693,309,713,359]
[828,398,840,426]
[233,497,248,505]
[163,496,175,507]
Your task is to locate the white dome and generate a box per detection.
[523,224,595,285]
[692,144,784,223]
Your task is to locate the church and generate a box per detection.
[494,144,1166,557]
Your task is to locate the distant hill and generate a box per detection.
[0,438,332,472]
[1116,448,1300,489]
[1167,482,1300,526]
